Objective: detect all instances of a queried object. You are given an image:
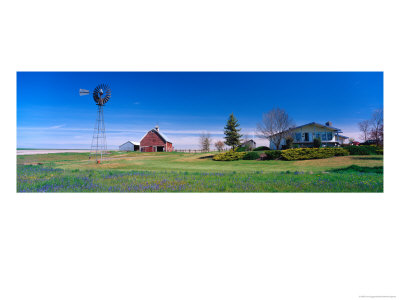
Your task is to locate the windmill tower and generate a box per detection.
[79,84,111,163]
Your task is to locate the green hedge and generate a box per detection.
[344,145,378,155]
[243,151,260,160]
[264,150,282,160]
[280,148,349,161]
[213,150,246,161]
[254,146,270,151]
[376,149,383,155]
[235,146,248,152]
[214,147,351,161]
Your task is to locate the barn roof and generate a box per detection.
[140,128,172,143]
[155,130,172,143]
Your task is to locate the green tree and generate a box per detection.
[224,113,242,150]
[286,136,294,149]
[313,137,322,148]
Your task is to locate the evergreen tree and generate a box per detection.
[224,113,242,150]
[313,137,322,148]
[285,136,294,149]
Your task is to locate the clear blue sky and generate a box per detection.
[17,72,383,149]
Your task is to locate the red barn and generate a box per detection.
[140,126,173,152]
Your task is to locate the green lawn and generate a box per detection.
[17,151,384,173]
[16,151,383,192]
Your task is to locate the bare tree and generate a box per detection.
[241,134,250,144]
[199,132,212,152]
[378,124,383,146]
[214,140,225,152]
[358,120,370,142]
[369,109,383,145]
[240,133,251,150]
[349,137,355,145]
[256,108,295,150]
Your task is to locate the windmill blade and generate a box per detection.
[79,89,90,96]
[92,83,111,105]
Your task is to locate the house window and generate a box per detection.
[322,132,327,141]
[316,132,321,139]
[327,132,333,140]
[295,133,301,141]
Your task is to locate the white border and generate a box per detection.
[1,1,399,299]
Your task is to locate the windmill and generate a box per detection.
[79,84,111,163]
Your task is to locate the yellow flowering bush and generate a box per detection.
[280,148,349,161]
[213,150,246,161]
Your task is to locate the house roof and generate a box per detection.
[268,122,343,138]
[290,122,343,132]
[337,135,348,139]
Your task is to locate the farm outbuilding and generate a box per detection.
[140,126,173,152]
[241,139,256,150]
[119,141,140,151]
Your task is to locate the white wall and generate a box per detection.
[270,139,285,150]
[119,142,135,151]
[292,125,337,143]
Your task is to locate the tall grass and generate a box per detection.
[17,165,383,193]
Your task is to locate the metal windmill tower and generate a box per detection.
[79,84,111,163]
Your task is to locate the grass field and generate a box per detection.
[17,151,384,192]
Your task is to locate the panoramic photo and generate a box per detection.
[17,72,383,192]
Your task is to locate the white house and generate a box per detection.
[119,141,140,151]
[269,121,348,150]
[241,139,256,150]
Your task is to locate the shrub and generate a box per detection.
[333,148,349,156]
[344,145,377,155]
[254,146,270,151]
[280,148,349,161]
[243,151,260,160]
[264,150,282,160]
[330,165,383,174]
[235,146,248,152]
[376,149,383,155]
[286,137,294,149]
[313,138,322,148]
[213,150,246,161]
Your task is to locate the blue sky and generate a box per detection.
[17,72,383,149]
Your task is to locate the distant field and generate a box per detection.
[17,149,91,155]
[16,151,384,192]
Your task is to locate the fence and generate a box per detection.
[174,148,229,153]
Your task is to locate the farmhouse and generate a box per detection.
[241,139,256,150]
[140,126,173,152]
[119,141,140,151]
[270,121,349,150]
